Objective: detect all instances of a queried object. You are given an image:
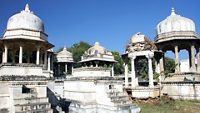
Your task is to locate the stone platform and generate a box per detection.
[126,86,160,99]
[161,72,200,100]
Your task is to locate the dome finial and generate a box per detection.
[24,4,30,12]
[171,7,176,16]
[95,42,100,46]
[63,46,67,50]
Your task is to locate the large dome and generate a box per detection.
[6,4,44,32]
[156,8,195,35]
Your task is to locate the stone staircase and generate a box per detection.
[107,87,132,106]
[14,94,53,113]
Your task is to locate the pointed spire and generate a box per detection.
[171,7,176,16]
[24,4,30,12]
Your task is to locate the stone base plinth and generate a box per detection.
[127,86,160,99]
[69,101,140,113]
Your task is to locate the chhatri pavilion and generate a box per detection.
[0,4,54,113]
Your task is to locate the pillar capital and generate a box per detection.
[145,53,154,59]
[130,55,136,60]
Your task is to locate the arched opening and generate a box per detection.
[135,56,148,86]
[164,51,175,73]
[179,49,190,72]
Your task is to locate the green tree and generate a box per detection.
[68,41,91,67]
[111,51,124,75]
[164,57,176,75]
[135,58,148,80]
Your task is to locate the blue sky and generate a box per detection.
[0,0,199,59]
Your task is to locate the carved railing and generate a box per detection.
[0,75,47,81]
[73,67,111,72]
[0,63,43,68]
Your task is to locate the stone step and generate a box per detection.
[14,97,49,105]
[15,108,53,113]
[110,96,129,101]
[107,91,126,97]
[112,100,132,106]
[111,97,129,103]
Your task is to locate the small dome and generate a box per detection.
[81,42,115,62]
[126,32,157,53]
[156,8,195,35]
[56,47,73,62]
[6,4,44,32]
[86,42,112,55]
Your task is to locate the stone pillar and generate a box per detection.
[131,56,136,88]
[155,59,160,73]
[159,56,164,74]
[36,47,40,65]
[146,54,154,88]
[44,50,47,69]
[174,46,180,73]
[65,63,68,74]
[71,65,74,75]
[19,46,23,63]
[48,53,51,71]
[190,45,196,72]
[95,61,99,67]
[111,63,114,77]
[3,45,8,63]
[197,48,200,72]
[124,62,129,87]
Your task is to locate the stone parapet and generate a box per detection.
[155,31,199,42]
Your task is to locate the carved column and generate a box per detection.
[159,56,164,74]
[111,63,114,77]
[124,62,129,87]
[131,56,136,88]
[48,53,51,71]
[19,45,23,63]
[146,54,154,88]
[71,65,74,75]
[174,45,180,73]
[190,45,196,72]
[36,46,40,65]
